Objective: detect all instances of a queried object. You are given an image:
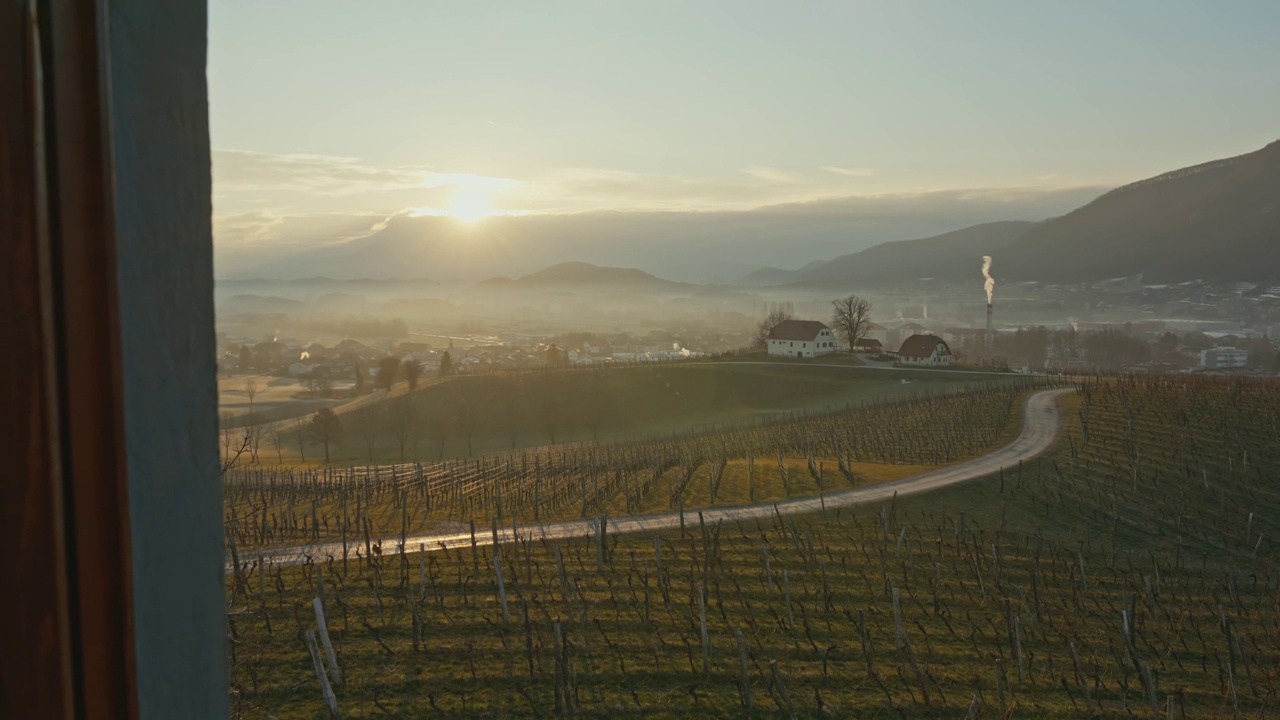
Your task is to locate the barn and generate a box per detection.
[767,320,837,358]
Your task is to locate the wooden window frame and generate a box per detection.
[2,1,221,717]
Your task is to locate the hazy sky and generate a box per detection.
[210,1,1279,251]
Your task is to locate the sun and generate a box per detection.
[449,187,490,222]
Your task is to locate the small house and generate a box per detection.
[897,334,952,366]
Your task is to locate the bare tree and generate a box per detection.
[270,429,285,464]
[246,415,268,464]
[304,374,332,399]
[244,377,258,413]
[309,407,343,464]
[242,379,267,464]
[753,307,795,349]
[220,411,252,474]
[294,416,308,463]
[388,395,419,462]
[830,294,874,350]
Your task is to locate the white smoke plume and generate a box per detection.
[981,255,995,305]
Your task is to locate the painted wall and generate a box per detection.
[767,329,837,358]
[109,1,227,717]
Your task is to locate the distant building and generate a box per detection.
[395,341,433,358]
[943,328,989,347]
[1193,367,1266,378]
[863,322,890,345]
[1200,346,1248,369]
[897,334,953,366]
[1070,319,1165,333]
[287,361,315,377]
[1121,362,1181,375]
[766,320,837,358]
[851,338,883,354]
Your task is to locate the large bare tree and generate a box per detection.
[830,294,874,350]
[752,308,794,349]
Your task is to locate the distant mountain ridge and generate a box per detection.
[1000,140,1280,283]
[748,139,1280,286]
[222,188,1099,282]
[481,261,691,291]
[779,221,1036,285]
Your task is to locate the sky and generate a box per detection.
[209,1,1280,271]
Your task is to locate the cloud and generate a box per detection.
[211,149,1102,230]
[741,166,806,184]
[212,149,519,195]
[212,210,397,276]
[214,210,388,248]
[821,165,876,178]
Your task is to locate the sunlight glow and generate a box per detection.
[449,187,490,222]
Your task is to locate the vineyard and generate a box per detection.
[224,379,1049,554]
[245,362,1010,466]
[226,376,1280,718]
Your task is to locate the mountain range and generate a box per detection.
[222,188,1100,283]
[221,139,1279,287]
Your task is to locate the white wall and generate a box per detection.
[767,329,837,358]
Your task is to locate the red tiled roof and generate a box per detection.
[898,334,950,358]
[767,320,830,341]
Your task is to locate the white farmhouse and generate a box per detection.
[897,334,953,366]
[767,320,837,358]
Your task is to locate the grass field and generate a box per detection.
[247,360,1019,466]
[226,376,1280,718]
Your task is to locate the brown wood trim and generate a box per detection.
[0,1,76,717]
[0,1,138,718]
[40,0,139,717]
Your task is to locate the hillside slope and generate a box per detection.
[1000,140,1280,283]
[791,221,1035,284]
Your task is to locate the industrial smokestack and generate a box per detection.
[981,255,996,348]
[986,303,993,348]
